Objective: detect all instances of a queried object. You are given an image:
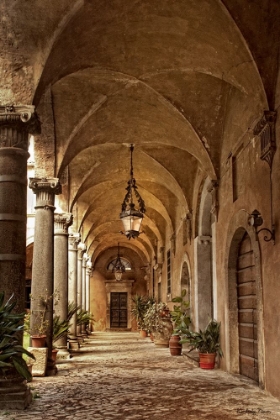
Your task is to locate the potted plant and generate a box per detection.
[0,292,35,383]
[76,308,95,334]
[143,302,173,347]
[27,291,56,347]
[131,294,149,337]
[169,289,191,356]
[179,319,223,369]
[52,315,70,360]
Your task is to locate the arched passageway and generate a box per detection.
[1,0,280,406]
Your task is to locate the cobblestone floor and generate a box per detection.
[1,331,280,420]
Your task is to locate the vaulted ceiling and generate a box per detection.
[3,0,280,267]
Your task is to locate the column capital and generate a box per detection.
[68,232,80,251]
[0,105,41,150]
[54,212,73,235]
[29,178,61,210]
[86,260,93,275]
[29,177,61,194]
[78,242,87,259]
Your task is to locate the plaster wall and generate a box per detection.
[216,128,280,397]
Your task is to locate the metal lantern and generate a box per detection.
[112,243,126,281]
[120,144,146,239]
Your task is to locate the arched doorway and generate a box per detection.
[237,232,258,382]
[226,212,264,387]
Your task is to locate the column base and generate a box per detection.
[46,358,58,376]
[56,347,71,360]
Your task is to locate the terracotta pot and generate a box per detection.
[169,335,182,356]
[31,335,46,348]
[51,348,59,362]
[199,353,216,369]
[139,329,147,338]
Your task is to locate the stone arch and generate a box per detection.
[180,253,191,304]
[194,178,215,329]
[225,209,264,388]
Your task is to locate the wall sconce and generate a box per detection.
[248,209,275,244]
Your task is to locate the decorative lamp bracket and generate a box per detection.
[248,209,275,244]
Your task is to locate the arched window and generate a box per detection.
[107,258,132,271]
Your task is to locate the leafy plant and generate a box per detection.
[0,292,35,381]
[76,308,95,329]
[170,289,191,334]
[131,295,155,330]
[180,319,223,357]
[52,316,70,347]
[143,302,170,333]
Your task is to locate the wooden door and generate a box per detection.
[237,233,258,382]
[110,292,127,328]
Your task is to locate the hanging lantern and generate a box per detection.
[120,144,146,239]
[112,243,126,281]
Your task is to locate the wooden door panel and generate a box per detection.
[237,233,258,383]
[110,292,127,328]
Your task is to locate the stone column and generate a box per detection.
[86,259,92,332]
[29,178,61,375]
[0,105,40,311]
[81,252,88,335]
[68,232,80,342]
[0,105,40,409]
[77,242,86,336]
[53,212,73,358]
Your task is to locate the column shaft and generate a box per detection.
[0,106,40,312]
[29,178,61,373]
[53,212,72,351]
[68,233,80,339]
[77,242,86,336]
[81,253,88,334]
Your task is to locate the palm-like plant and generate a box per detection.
[0,292,35,381]
[170,289,191,333]
[180,319,223,357]
[52,315,70,347]
[131,295,149,330]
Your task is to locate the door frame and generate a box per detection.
[225,210,264,388]
[105,279,134,330]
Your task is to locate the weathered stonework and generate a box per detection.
[27,347,48,377]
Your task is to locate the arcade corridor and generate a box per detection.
[1,332,280,420]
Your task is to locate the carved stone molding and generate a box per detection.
[253,110,277,169]
[170,233,176,256]
[54,213,73,235]
[207,180,219,218]
[198,235,212,246]
[68,232,80,251]
[184,211,192,244]
[0,105,41,151]
[29,178,61,210]
[78,241,87,259]
[86,260,93,275]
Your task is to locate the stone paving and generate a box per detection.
[1,331,280,420]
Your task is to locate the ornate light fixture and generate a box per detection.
[120,144,146,239]
[248,209,275,244]
[112,243,126,281]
